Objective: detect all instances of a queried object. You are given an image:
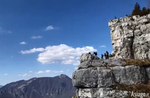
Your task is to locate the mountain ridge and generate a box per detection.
[0,74,75,98]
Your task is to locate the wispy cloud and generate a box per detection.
[37,71,44,74]
[20,48,45,54]
[31,36,42,39]
[100,45,106,48]
[45,25,54,31]
[4,73,8,76]
[22,73,27,77]
[20,41,27,45]
[0,27,12,34]
[45,70,50,73]
[20,44,97,65]
[75,67,78,70]
[18,73,30,77]
[37,70,63,74]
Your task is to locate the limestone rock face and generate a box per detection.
[112,65,147,84]
[80,53,99,63]
[76,88,128,98]
[109,14,150,59]
[72,68,98,88]
[72,58,150,98]
[145,66,150,79]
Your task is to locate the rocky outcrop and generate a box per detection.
[80,53,99,63]
[72,14,150,98]
[72,53,150,98]
[109,14,150,59]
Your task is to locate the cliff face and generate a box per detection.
[72,14,150,98]
[72,54,150,98]
[109,14,150,59]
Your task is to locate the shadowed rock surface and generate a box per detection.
[0,74,75,98]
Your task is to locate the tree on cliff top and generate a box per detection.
[146,0,150,13]
[147,0,150,9]
[141,7,147,16]
[131,2,150,16]
[131,2,141,16]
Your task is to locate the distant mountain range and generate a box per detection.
[0,74,76,98]
[0,86,2,88]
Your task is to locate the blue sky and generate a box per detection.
[0,0,147,85]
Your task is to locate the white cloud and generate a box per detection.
[22,73,27,77]
[31,36,42,39]
[20,42,27,45]
[4,73,8,76]
[29,71,32,73]
[45,25,54,31]
[20,44,96,65]
[45,70,50,73]
[37,71,44,74]
[37,44,96,65]
[75,67,78,70]
[100,45,106,48]
[37,70,63,74]
[18,73,30,77]
[52,70,64,73]
[20,48,45,54]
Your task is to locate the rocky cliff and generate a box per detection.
[109,14,150,59]
[72,14,150,98]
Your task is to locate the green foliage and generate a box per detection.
[131,2,141,16]
[131,2,150,16]
[113,2,150,19]
[141,7,150,16]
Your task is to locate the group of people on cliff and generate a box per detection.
[88,51,109,59]
[101,51,109,59]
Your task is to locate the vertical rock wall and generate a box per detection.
[72,54,150,98]
[109,14,150,59]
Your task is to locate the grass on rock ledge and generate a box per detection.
[112,80,150,98]
[125,59,150,66]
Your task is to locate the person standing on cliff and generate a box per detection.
[101,54,103,59]
[104,53,107,59]
[106,51,109,59]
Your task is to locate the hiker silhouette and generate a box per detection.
[101,54,103,59]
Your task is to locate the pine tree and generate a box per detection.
[141,7,147,16]
[146,8,150,14]
[146,0,150,14]
[131,2,141,16]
